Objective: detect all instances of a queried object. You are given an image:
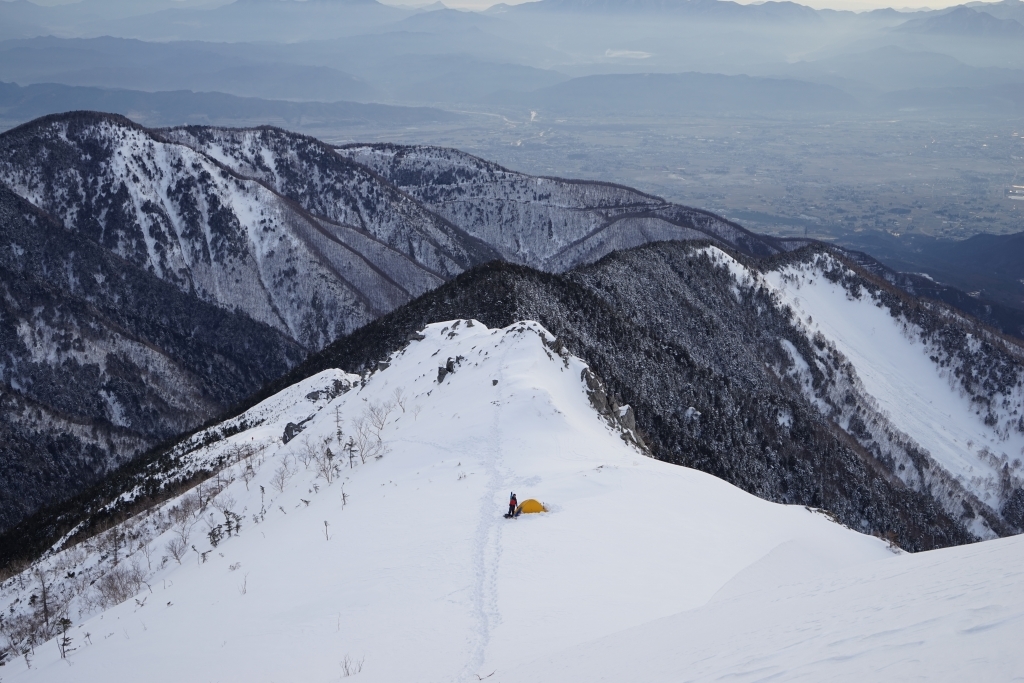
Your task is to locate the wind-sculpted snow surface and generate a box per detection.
[0,114,485,351]
[1,320,905,681]
[337,143,783,269]
[509,533,1024,682]
[698,247,1024,537]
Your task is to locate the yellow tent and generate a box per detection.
[516,499,547,515]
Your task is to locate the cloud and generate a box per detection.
[605,49,653,59]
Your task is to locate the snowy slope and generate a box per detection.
[769,260,1024,519]
[160,126,497,282]
[1,319,902,682]
[336,143,782,269]
[510,532,1024,682]
[701,246,1024,537]
[0,114,490,350]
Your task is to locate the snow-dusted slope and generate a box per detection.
[2,319,904,681]
[0,182,304,533]
[160,126,497,281]
[702,246,1024,537]
[0,115,776,355]
[0,114,492,350]
[336,143,782,269]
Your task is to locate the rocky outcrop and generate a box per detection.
[581,367,647,451]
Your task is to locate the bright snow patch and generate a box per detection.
[5,319,1017,682]
[765,261,1024,508]
[697,246,1024,536]
[509,533,1024,682]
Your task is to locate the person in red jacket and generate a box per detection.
[507,492,517,518]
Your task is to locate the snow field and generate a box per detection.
[509,533,1024,682]
[5,319,897,682]
[765,262,1022,503]
[699,245,1024,535]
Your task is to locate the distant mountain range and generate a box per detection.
[3,0,1024,93]
[0,0,410,42]
[896,5,1024,38]
[0,36,381,103]
[498,0,823,21]
[0,80,460,130]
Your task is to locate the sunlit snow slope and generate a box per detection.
[768,261,1023,525]
[699,247,1024,538]
[510,532,1024,682]
[7,320,1018,682]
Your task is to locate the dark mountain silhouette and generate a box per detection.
[0,80,459,129]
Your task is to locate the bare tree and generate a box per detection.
[212,493,237,515]
[169,491,203,547]
[392,387,407,413]
[138,540,156,571]
[98,528,127,565]
[315,445,341,484]
[296,435,317,470]
[239,461,257,490]
[232,442,266,489]
[341,654,364,677]
[165,537,187,564]
[270,460,294,494]
[352,418,374,465]
[93,561,149,610]
[367,400,394,434]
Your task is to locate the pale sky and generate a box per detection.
[22,0,990,15]
[386,0,985,13]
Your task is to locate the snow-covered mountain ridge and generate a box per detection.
[281,240,1024,540]
[0,318,895,679]
[3,111,1023,570]
[0,112,779,532]
[338,142,779,268]
[3,316,1022,682]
